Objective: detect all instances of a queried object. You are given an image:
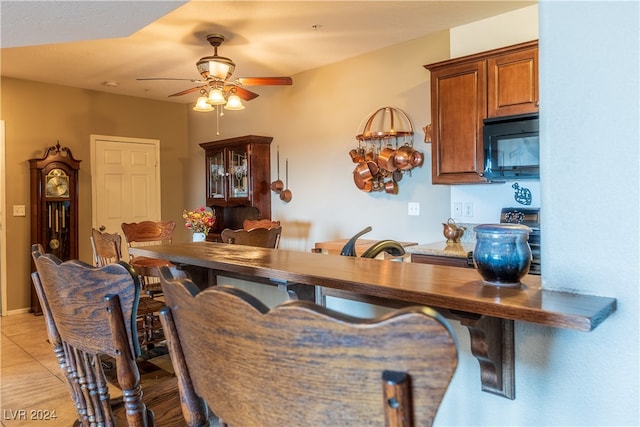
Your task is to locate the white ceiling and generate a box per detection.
[0,1,535,104]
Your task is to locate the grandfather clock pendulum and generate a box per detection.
[29,142,81,315]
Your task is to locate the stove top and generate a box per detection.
[499,207,540,229]
[500,207,541,275]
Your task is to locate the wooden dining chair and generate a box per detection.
[91,228,165,348]
[242,218,281,231]
[30,243,185,427]
[220,226,282,249]
[121,220,176,297]
[158,266,458,427]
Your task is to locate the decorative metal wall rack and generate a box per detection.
[351,107,423,194]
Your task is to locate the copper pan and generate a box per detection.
[271,180,284,193]
[279,189,292,202]
[354,162,374,184]
[393,145,414,171]
[354,169,374,192]
[272,146,285,192]
[411,150,424,167]
[279,158,292,202]
[349,148,364,163]
[384,179,398,194]
[366,160,379,176]
[365,151,375,162]
[377,146,397,172]
[353,166,366,189]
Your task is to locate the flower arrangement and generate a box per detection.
[182,207,215,234]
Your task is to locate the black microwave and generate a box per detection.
[483,113,539,180]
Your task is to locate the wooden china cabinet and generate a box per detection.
[425,40,538,184]
[29,142,81,315]
[200,135,272,241]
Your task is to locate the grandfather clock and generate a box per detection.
[30,142,81,314]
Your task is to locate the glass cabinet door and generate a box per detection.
[207,150,226,199]
[228,146,248,198]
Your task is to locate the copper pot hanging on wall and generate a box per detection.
[271,146,284,194]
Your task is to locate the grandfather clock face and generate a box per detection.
[45,168,70,198]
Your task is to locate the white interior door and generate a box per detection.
[91,135,161,261]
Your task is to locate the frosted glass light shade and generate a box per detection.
[193,96,214,112]
[207,89,227,105]
[224,94,245,110]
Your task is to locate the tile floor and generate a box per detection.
[1,312,81,426]
[0,312,186,426]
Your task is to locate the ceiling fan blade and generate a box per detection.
[230,86,260,101]
[169,85,207,97]
[237,77,292,86]
[137,77,205,83]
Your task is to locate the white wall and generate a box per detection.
[538,3,639,423]
[450,4,539,57]
[187,3,640,425]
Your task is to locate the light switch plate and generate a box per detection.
[453,202,462,217]
[13,205,26,216]
[408,202,420,216]
[463,202,474,217]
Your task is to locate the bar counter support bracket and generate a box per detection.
[453,312,515,400]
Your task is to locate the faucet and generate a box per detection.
[340,226,373,256]
[360,240,406,258]
[339,226,406,258]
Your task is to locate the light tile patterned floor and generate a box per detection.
[1,313,80,426]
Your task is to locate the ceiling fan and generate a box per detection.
[137,34,292,108]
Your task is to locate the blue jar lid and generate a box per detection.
[474,224,531,234]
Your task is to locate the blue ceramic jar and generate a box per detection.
[473,224,532,287]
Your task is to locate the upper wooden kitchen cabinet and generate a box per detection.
[425,40,538,184]
[200,135,272,241]
[487,42,539,117]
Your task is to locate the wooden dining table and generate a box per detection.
[130,241,616,400]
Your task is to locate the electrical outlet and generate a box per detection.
[13,205,26,217]
[463,202,474,217]
[453,203,462,217]
[408,202,420,216]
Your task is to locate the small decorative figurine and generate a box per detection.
[512,182,532,205]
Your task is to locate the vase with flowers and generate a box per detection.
[182,207,215,242]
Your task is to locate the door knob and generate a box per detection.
[99,225,106,231]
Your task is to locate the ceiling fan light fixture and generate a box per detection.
[224,94,245,110]
[193,96,214,112]
[197,56,236,80]
[207,88,227,105]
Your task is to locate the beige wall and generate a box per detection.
[0,77,189,311]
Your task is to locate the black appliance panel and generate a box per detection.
[500,207,541,275]
[483,113,539,180]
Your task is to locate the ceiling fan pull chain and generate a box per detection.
[216,105,221,136]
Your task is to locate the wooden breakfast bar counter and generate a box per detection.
[130,242,616,399]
